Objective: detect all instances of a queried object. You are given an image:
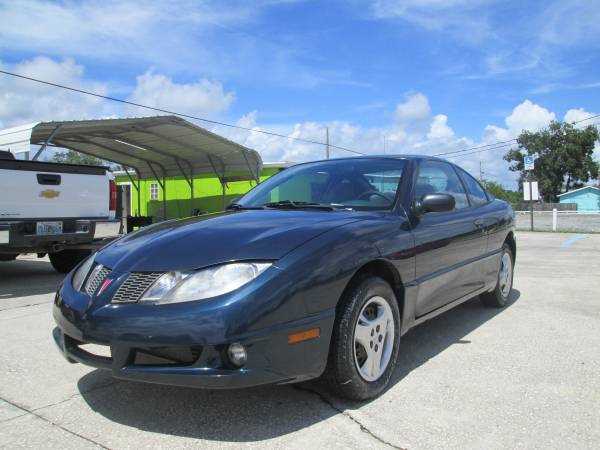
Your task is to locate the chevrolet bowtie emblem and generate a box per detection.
[40,189,60,199]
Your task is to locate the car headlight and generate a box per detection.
[138,262,272,305]
[72,253,96,291]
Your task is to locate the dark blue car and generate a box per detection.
[53,156,515,400]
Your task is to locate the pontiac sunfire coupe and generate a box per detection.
[53,155,515,400]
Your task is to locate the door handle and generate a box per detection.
[473,219,485,228]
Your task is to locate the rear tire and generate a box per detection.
[481,243,514,308]
[324,275,400,401]
[49,250,91,274]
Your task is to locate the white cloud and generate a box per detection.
[0,56,236,131]
[0,0,339,89]
[370,0,494,43]
[395,92,431,123]
[482,100,555,145]
[427,114,454,140]
[539,0,600,47]
[221,97,584,190]
[563,108,597,126]
[0,1,260,63]
[0,55,592,189]
[128,72,235,117]
[505,100,555,131]
[0,56,113,128]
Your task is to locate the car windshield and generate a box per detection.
[237,158,406,211]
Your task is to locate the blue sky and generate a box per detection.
[1,0,599,187]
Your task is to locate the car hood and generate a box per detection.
[96,210,365,272]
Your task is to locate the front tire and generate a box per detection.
[49,250,91,274]
[324,275,400,401]
[480,243,514,308]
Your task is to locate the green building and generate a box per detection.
[115,162,290,220]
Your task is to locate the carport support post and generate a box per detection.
[162,176,167,220]
[124,168,141,216]
[221,182,226,210]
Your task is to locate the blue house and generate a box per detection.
[558,186,600,212]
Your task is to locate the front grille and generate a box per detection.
[112,272,163,303]
[84,265,111,296]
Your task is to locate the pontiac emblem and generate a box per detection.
[40,189,60,199]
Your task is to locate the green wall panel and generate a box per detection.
[116,167,281,219]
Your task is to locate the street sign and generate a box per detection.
[523,181,539,201]
[524,155,535,171]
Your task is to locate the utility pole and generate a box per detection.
[325,127,330,159]
[479,159,484,181]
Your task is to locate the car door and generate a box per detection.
[410,159,487,317]
[454,165,502,288]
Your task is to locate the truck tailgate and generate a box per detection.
[0,165,110,220]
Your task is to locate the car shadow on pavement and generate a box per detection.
[77,289,520,442]
[0,258,64,300]
[390,289,521,387]
[77,375,338,441]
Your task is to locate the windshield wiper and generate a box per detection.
[264,200,337,211]
[226,203,265,210]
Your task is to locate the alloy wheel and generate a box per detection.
[353,296,395,382]
[499,252,512,298]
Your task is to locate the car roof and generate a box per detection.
[291,154,450,166]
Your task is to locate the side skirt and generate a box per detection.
[410,285,490,329]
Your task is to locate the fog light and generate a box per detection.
[227,343,247,367]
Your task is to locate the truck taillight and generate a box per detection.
[109,180,117,212]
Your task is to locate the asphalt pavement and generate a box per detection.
[1,232,599,449]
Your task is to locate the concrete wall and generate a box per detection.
[516,211,600,233]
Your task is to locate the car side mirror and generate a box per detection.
[418,193,455,214]
[227,196,242,208]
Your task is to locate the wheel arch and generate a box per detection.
[341,259,405,319]
[505,231,516,262]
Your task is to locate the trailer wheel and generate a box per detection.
[49,250,91,273]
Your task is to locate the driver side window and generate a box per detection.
[414,160,469,210]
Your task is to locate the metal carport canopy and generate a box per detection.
[29,115,263,183]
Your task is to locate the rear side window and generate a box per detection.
[456,167,488,207]
[414,160,469,210]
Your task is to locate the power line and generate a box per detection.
[433,138,517,157]
[1,68,598,160]
[572,113,600,124]
[437,113,600,159]
[0,69,366,156]
[447,142,516,160]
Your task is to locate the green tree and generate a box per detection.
[481,180,521,207]
[51,149,105,166]
[504,121,599,202]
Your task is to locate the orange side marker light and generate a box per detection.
[288,328,320,345]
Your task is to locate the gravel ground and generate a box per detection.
[1,232,599,449]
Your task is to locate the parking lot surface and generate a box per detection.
[1,232,599,449]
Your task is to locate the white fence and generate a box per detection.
[515,210,600,233]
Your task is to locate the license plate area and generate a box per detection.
[36,221,63,236]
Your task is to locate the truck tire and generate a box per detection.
[49,250,91,274]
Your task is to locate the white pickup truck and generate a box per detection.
[0,150,121,272]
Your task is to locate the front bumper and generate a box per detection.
[52,277,334,389]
